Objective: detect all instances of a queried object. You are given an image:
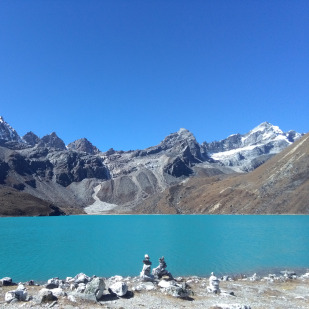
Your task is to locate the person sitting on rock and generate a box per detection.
[152,256,173,280]
[140,254,154,281]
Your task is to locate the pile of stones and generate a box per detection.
[140,254,191,298]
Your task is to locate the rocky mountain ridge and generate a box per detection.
[0,116,306,216]
[136,132,309,214]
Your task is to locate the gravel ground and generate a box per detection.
[0,274,308,309]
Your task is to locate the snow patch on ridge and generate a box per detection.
[211,145,257,160]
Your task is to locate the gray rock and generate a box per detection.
[14,284,28,301]
[159,280,191,298]
[50,287,66,298]
[46,283,59,289]
[68,291,97,303]
[133,282,156,291]
[84,277,105,300]
[76,283,86,293]
[46,277,63,289]
[109,281,128,297]
[0,277,14,286]
[74,273,91,284]
[38,288,58,303]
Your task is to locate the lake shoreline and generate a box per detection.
[1,271,309,308]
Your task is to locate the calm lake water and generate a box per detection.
[0,215,308,282]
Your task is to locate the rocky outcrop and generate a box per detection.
[22,131,40,146]
[3,147,109,187]
[38,132,66,150]
[136,128,206,163]
[49,150,109,187]
[67,138,101,154]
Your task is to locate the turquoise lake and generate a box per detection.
[0,215,308,282]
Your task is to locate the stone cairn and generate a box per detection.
[207,272,220,293]
[152,256,173,280]
[140,254,154,281]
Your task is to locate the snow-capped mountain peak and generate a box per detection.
[241,122,285,146]
[205,122,303,172]
[250,121,283,134]
[0,116,23,143]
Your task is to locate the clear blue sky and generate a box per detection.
[1,1,308,151]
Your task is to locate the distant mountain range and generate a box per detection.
[0,116,307,216]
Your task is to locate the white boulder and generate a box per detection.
[73,273,91,284]
[4,291,16,303]
[50,287,66,298]
[109,281,128,297]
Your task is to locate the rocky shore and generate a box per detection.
[1,270,309,309]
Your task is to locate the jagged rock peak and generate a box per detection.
[22,131,40,146]
[178,127,194,137]
[67,138,101,155]
[38,132,66,150]
[0,116,23,143]
[161,128,197,148]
